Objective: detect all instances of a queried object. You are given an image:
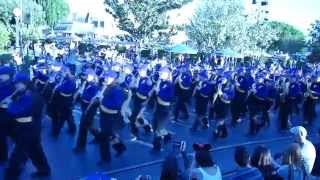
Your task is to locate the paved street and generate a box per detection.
[0,102,319,180]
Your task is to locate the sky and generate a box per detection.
[67,0,320,35]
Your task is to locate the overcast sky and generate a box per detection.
[67,0,320,34]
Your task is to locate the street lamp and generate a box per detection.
[13,8,22,48]
[13,7,23,66]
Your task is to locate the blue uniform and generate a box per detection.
[98,84,127,162]
[191,80,213,131]
[0,68,14,162]
[129,77,153,136]
[51,76,77,137]
[74,82,100,151]
[303,81,320,124]
[5,74,50,179]
[173,73,193,121]
[152,80,174,150]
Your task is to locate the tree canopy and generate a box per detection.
[186,0,278,54]
[0,0,45,43]
[308,20,320,63]
[0,0,45,32]
[104,0,192,46]
[0,22,10,49]
[35,0,70,28]
[268,21,305,53]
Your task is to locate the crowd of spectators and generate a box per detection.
[134,126,320,180]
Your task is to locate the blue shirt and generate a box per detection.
[101,85,126,111]
[81,83,99,102]
[7,91,33,118]
[0,80,14,102]
[56,77,77,95]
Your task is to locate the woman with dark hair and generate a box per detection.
[227,146,262,180]
[190,150,222,180]
[159,142,190,180]
[160,154,179,180]
[252,146,282,180]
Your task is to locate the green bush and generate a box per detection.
[0,23,10,50]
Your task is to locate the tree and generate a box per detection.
[36,0,70,28]
[0,23,10,50]
[104,0,192,46]
[0,0,44,32]
[0,0,45,44]
[268,21,305,53]
[308,20,320,63]
[186,0,278,54]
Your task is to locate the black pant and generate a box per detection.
[98,111,119,161]
[0,108,10,162]
[231,91,247,124]
[173,99,189,121]
[51,94,76,137]
[75,101,98,149]
[192,95,209,130]
[278,100,290,130]
[129,96,144,135]
[5,137,50,180]
[152,104,170,133]
[303,97,316,124]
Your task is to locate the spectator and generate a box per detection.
[277,143,307,180]
[311,131,320,177]
[290,126,316,174]
[160,154,179,180]
[251,145,265,168]
[252,146,282,180]
[190,148,222,180]
[226,146,262,180]
[160,141,189,180]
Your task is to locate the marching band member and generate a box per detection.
[97,70,127,164]
[260,75,276,127]
[231,70,252,126]
[50,67,77,138]
[152,67,175,151]
[303,76,320,125]
[32,61,49,94]
[277,77,291,130]
[212,76,234,138]
[191,70,213,131]
[5,73,51,179]
[129,65,154,139]
[73,69,100,153]
[247,76,268,135]
[173,71,193,123]
[0,66,15,163]
[287,76,303,118]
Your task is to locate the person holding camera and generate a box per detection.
[160,141,189,180]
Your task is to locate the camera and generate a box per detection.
[173,141,186,152]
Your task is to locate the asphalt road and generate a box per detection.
[0,101,319,180]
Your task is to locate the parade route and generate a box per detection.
[0,103,319,180]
